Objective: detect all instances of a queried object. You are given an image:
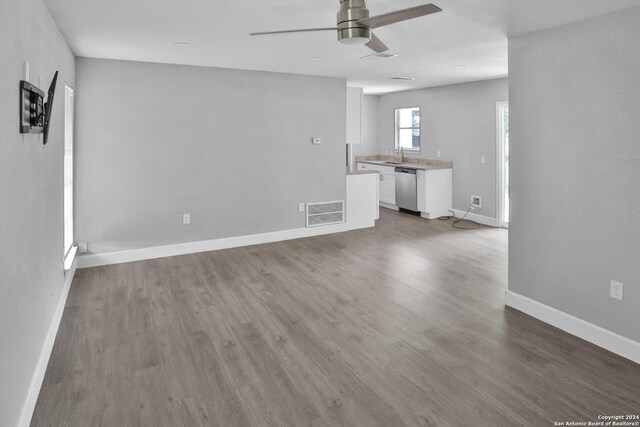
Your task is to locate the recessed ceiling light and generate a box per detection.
[310,56,325,61]
[390,76,416,81]
[174,42,189,47]
[454,65,468,69]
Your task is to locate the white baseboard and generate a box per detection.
[505,290,640,365]
[451,209,499,227]
[18,259,77,427]
[77,222,365,269]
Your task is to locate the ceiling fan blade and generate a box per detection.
[366,33,389,53]
[250,27,337,36]
[357,3,442,29]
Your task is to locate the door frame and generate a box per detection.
[496,101,509,229]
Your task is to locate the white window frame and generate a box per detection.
[63,82,76,272]
[394,106,421,152]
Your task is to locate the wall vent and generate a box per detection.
[306,200,345,227]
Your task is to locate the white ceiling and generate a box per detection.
[43,0,640,94]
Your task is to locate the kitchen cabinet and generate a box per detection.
[417,169,453,219]
[346,87,363,145]
[357,162,396,206]
[357,162,452,217]
[346,173,379,228]
[378,173,396,205]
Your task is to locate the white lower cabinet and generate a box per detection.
[378,173,396,205]
[357,163,396,206]
[357,162,452,217]
[417,169,453,219]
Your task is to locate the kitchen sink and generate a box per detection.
[384,161,404,165]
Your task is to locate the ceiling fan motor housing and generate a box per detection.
[337,0,371,44]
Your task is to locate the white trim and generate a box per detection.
[394,106,421,152]
[451,209,499,227]
[18,260,77,427]
[496,101,509,228]
[77,222,358,269]
[505,291,640,365]
[63,244,77,272]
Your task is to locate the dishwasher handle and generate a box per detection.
[395,167,417,174]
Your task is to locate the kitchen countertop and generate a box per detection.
[346,169,379,176]
[356,155,453,170]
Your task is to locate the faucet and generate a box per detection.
[397,146,405,162]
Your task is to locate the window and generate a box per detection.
[63,83,75,271]
[395,107,421,151]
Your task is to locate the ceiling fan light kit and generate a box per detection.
[337,0,371,45]
[250,1,441,54]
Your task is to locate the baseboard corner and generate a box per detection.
[505,290,640,365]
[451,209,499,227]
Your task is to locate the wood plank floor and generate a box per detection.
[32,209,640,426]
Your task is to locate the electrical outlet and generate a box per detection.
[182,213,191,225]
[471,195,482,208]
[298,202,305,212]
[480,156,486,164]
[312,137,321,145]
[610,280,624,301]
[436,150,441,158]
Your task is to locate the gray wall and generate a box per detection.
[509,8,640,341]
[0,0,75,424]
[75,58,346,254]
[375,79,508,218]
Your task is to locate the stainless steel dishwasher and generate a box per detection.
[395,167,418,211]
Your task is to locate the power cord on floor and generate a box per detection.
[437,202,480,229]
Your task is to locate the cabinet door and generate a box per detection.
[424,169,452,217]
[346,87,363,145]
[379,173,396,205]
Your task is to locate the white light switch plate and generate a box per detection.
[298,202,305,212]
[436,150,441,158]
[480,156,486,164]
[312,137,321,145]
[183,213,191,225]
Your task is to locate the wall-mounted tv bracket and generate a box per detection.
[20,80,45,134]
[19,71,58,145]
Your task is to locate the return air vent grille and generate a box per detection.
[306,200,345,227]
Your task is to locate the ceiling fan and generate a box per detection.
[249,0,442,54]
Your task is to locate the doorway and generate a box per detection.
[496,102,509,228]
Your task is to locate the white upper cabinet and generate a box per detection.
[346,87,363,145]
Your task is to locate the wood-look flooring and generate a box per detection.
[32,209,640,426]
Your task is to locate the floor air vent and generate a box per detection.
[306,200,345,227]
